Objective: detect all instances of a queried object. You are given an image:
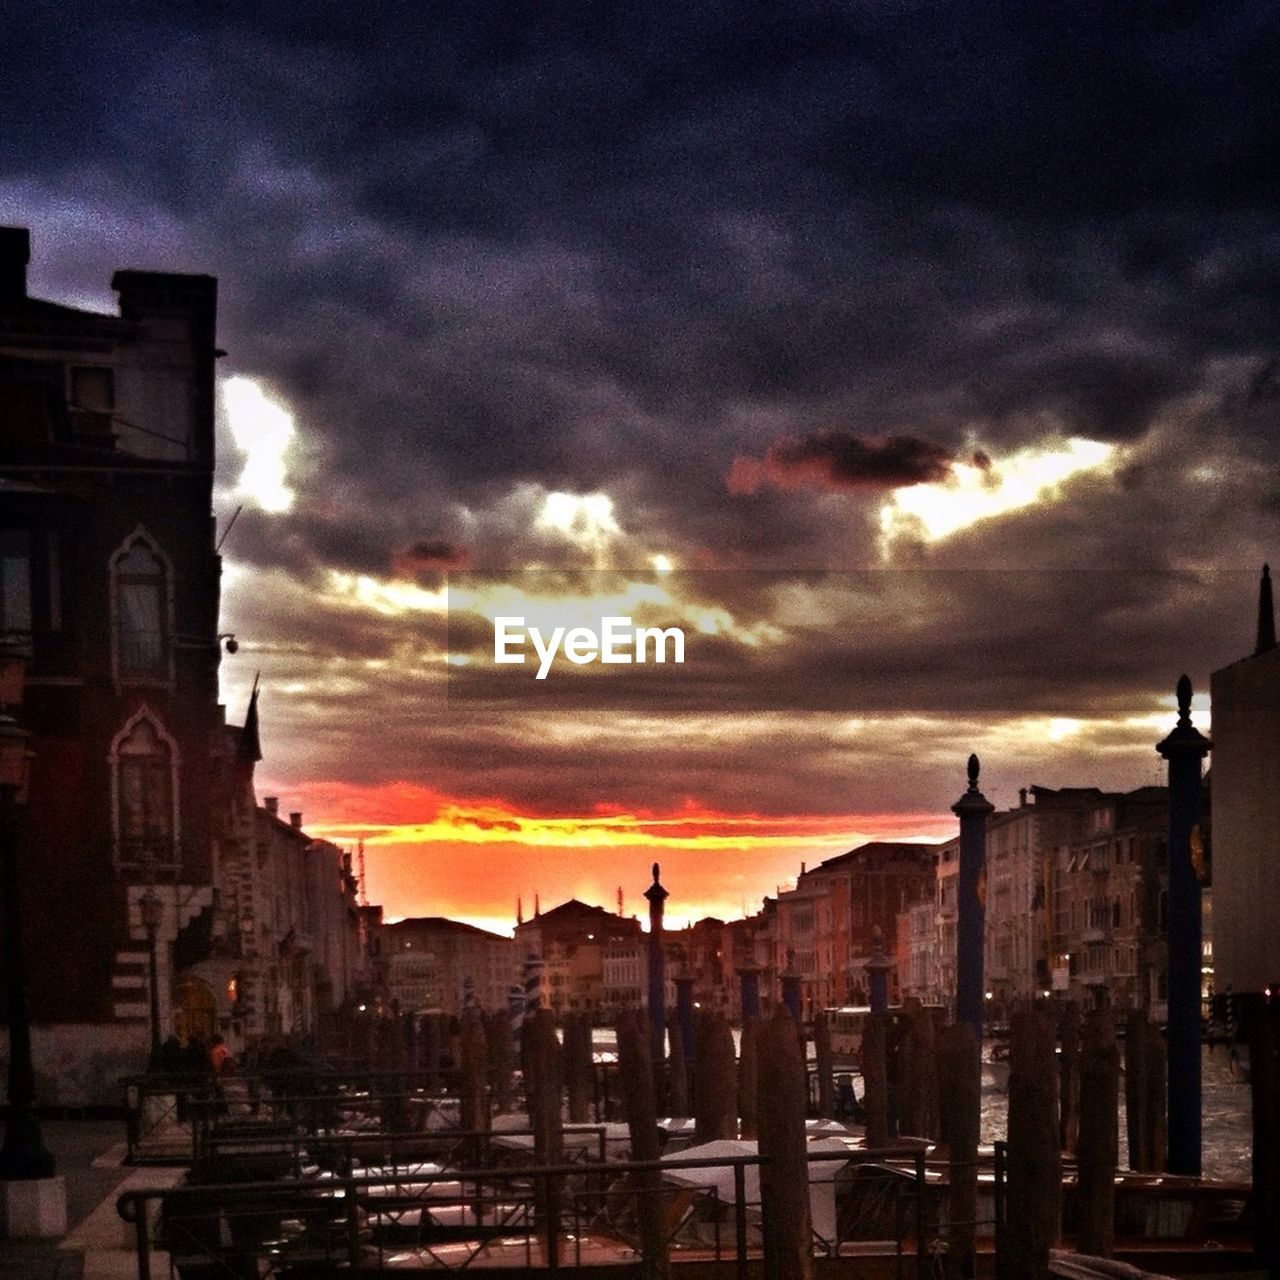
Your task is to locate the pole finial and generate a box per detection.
[652,862,661,884]
[967,753,980,789]
[1257,562,1276,655]
[1176,673,1193,723]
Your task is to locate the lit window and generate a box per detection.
[113,533,169,679]
[114,712,178,869]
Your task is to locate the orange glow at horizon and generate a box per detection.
[258,777,955,926]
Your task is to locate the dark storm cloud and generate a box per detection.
[728,431,956,495]
[4,0,1278,590]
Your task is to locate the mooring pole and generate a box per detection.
[953,754,994,1049]
[1157,674,1210,1177]
[737,963,762,1021]
[644,864,670,1088]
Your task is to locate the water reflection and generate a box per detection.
[980,1044,1250,1181]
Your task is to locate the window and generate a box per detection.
[70,366,115,412]
[113,710,178,870]
[0,530,31,634]
[112,531,170,679]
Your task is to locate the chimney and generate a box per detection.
[290,812,303,830]
[1019,787,1028,807]
[0,227,30,298]
[264,796,279,816]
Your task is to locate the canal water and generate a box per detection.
[979,1044,1251,1182]
[592,1030,1252,1182]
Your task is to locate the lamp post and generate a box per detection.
[140,890,164,1065]
[0,659,55,1181]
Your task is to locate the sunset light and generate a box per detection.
[878,436,1118,552]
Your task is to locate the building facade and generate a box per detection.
[0,228,224,1102]
[1047,787,1170,1014]
[0,228,382,1099]
[383,917,516,1015]
[774,842,937,1015]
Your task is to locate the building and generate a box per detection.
[1047,787,1169,1013]
[601,940,644,1012]
[0,227,224,1103]
[667,916,734,1015]
[0,227,383,1098]
[514,899,641,1019]
[932,787,1123,1012]
[200,708,371,1050]
[775,843,938,1015]
[1210,566,1280,998]
[897,893,941,1004]
[383,917,516,1015]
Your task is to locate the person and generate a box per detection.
[209,1034,231,1077]
[158,1035,185,1079]
[208,1034,233,1117]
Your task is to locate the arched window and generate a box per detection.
[112,531,170,680]
[112,710,179,870]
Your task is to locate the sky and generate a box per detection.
[3,2,1278,932]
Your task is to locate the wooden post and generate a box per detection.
[897,1005,919,1137]
[757,1007,814,1280]
[459,1008,490,1163]
[666,1012,689,1118]
[898,999,939,1139]
[617,1009,670,1279]
[526,1008,564,1266]
[1145,1019,1167,1172]
[738,1014,759,1139]
[813,1010,835,1120]
[422,1012,443,1092]
[1076,1009,1118,1258]
[1059,1002,1080,1155]
[863,1009,890,1150]
[694,1011,737,1142]
[1003,1009,1060,1280]
[1250,999,1280,1272]
[1123,1009,1149,1171]
[912,1002,939,1140]
[937,1021,980,1280]
[565,1012,594,1124]
[485,1009,516,1114]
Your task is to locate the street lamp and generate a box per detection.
[140,890,164,1065]
[0,675,55,1180]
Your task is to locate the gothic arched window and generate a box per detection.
[112,531,170,680]
[112,710,179,870]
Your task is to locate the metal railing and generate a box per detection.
[192,1123,621,1180]
[122,1068,467,1164]
[118,1145,933,1277]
